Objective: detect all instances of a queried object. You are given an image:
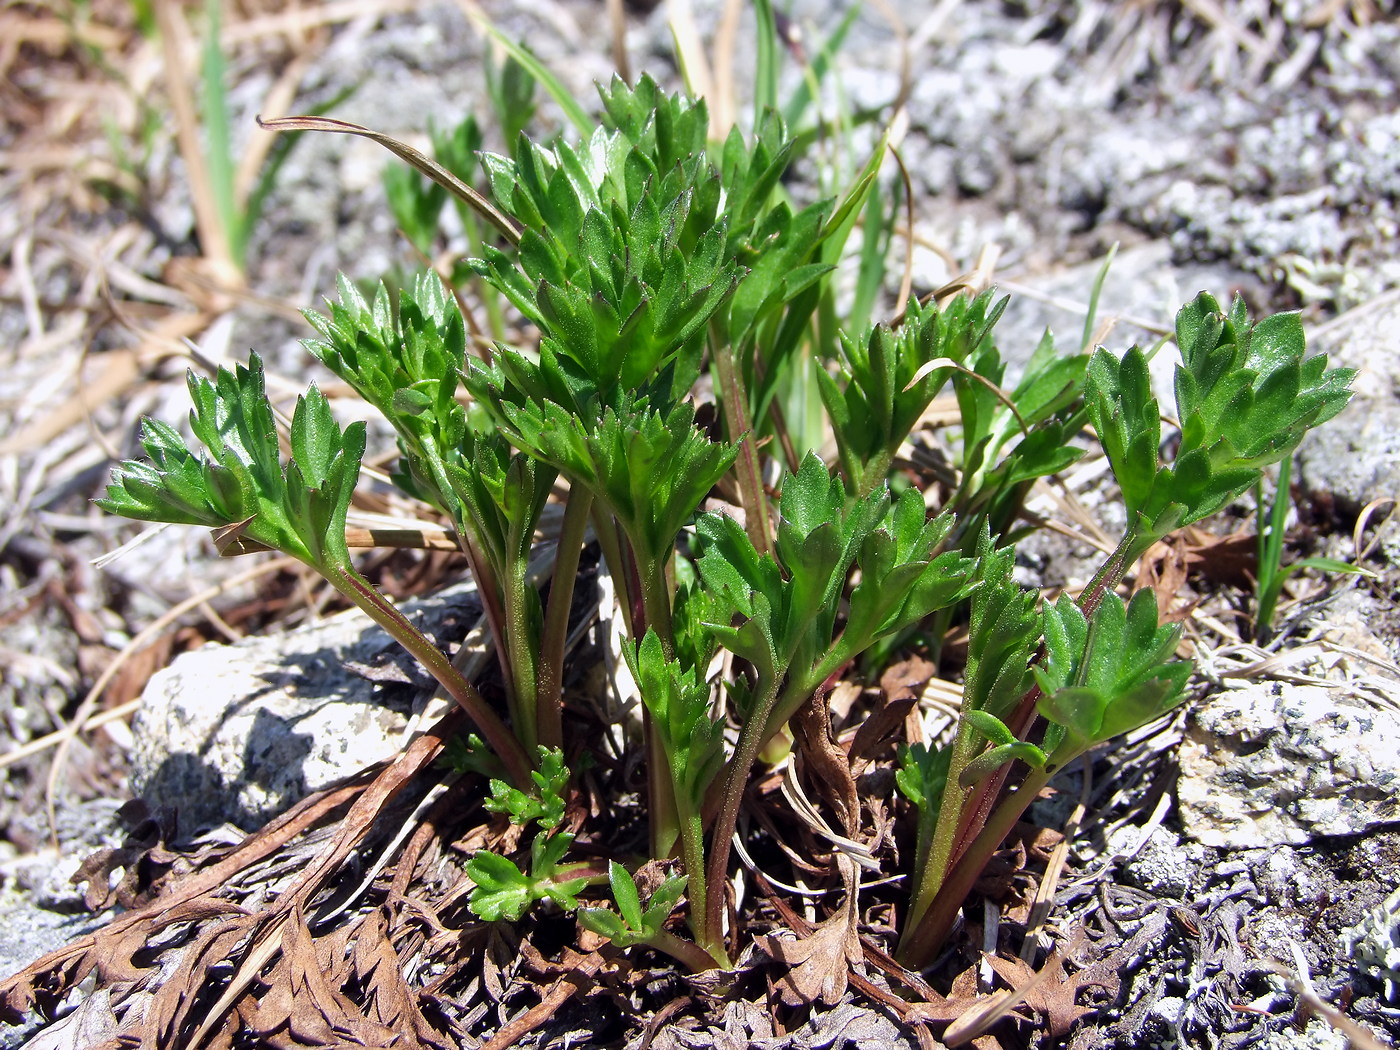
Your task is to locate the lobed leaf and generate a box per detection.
[98,354,365,572]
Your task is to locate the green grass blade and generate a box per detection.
[783,3,862,130]
[200,0,240,266]
[752,0,780,126]
[1080,242,1118,353]
[849,175,897,332]
[469,13,593,136]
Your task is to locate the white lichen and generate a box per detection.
[1343,884,1400,1000]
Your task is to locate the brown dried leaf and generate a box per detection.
[759,918,861,1007]
[982,950,1103,1040]
[880,654,935,702]
[792,692,859,836]
[758,855,862,1008]
[848,697,917,763]
[284,909,405,1047]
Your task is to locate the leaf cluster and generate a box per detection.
[1035,589,1192,763]
[625,632,724,812]
[697,453,979,739]
[466,831,588,923]
[1087,292,1355,552]
[96,353,364,571]
[471,76,738,410]
[484,747,570,830]
[820,292,1004,498]
[578,862,688,950]
[953,326,1090,538]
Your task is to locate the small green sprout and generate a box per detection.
[484,747,570,831]
[466,831,589,923]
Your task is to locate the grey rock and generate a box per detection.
[0,800,126,1050]
[1250,847,1318,908]
[1178,682,1400,847]
[991,240,1261,385]
[1120,827,1197,900]
[130,580,480,836]
[1150,996,1184,1026]
[1297,294,1400,518]
[0,882,113,982]
[1249,909,1314,973]
[1261,1021,1349,1050]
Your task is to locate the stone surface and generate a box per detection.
[1178,682,1400,847]
[1297,295,1400,518]
[130,580,480,835]
[1118,827,1199,900]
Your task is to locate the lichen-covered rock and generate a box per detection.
[1297,295,1400,522]
[1344,884,1400,1000]
[1178,682,1400,847]
[130,581,480,835]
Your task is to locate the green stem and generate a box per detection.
[1255,458,1290,639]
[703,674,784,955]
[536,490,593,752]
[854,446,896,501]
[326,563,532,787]
[646,712,681,860]
[1078,527,1141,620]
[897,763,1054,968]
[677,807,727,968]
[501,557,540,754]
[637,554,675,656]
[629,546,683,861]
[712,338,772,558]
[455,531,518,718]
[592,508,637,637]
[903,701,987,933]
[648,928,723,973]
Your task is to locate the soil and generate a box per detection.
[2,1,1399,1048]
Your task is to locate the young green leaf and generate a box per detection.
[626,631,725,808]
[959,534,1042,724]
[467,830,589,922]
[1034,589,1193,762]
[1087,294,1355,560]
[466,851,534,923]
[578,862,690,949]
[896,741,952,882]
[484,747,570,830]
[609,860,644,932]
[97,354,365,572]
[820,291,1007,497]
[842,490,979,654]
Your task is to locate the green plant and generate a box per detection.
[148,0,350,284]
[1253,456,1370,640]
[98,53,1356,999]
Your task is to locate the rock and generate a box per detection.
[1149,996,1184,1027]
[130,580,481,836]
[1178,682,1400,847]
[991,240,1261,387]
[1343,884,1400,998]
[0,799,124,1048]
[1297,294,1400,519]
[1262,1021,1349,1050]
[1117,827,1198,899]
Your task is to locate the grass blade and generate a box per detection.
[466,9,594,136]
